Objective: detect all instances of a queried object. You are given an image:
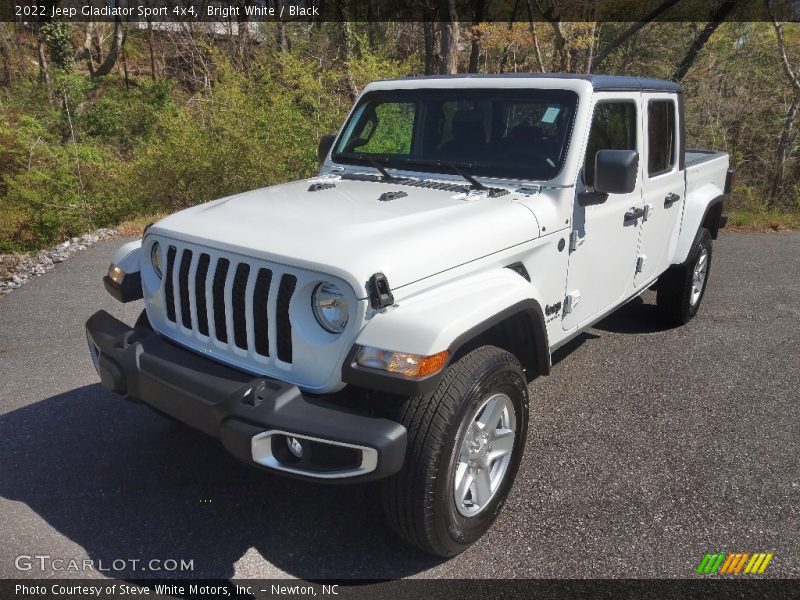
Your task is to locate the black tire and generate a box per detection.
[381,345,529,557]
[656,227,713,325]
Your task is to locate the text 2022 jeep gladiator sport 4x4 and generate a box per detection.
[87,74,732,556]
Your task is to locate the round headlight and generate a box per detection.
[150,242,163,279]
[312,282,349,333]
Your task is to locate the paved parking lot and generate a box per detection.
[0,232,797,579]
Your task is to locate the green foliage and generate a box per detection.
[40,22,74,73]
[0,37,416,251]
[1,21,798,252]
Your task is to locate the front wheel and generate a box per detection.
[381,346,529,556]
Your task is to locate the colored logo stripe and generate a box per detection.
[744,553,774,574]
[696,553,726,574]
[696,552,773,574]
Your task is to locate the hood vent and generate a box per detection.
[378,191,408,202]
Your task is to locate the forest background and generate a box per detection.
[2,1,800,252]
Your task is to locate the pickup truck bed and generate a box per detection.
[686,148,729,199]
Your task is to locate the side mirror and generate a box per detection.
[318,134,336,165]
[594,149,639,195]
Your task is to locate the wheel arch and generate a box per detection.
[672,184,725,265]
[342,269,551,396]
[447,300,550,382]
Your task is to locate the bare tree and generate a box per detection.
[423,19,438,75]
[276,0,289,52]
[768,3,800,204]
[36,23,50,85]
[525,2,546,73]
[82,22,95,77]
[438,0,459,74]
[531,0,570,71]
[672,0,737,81]
[466,0,486,73]
[93,17,126,78]
[499,0,521,73]
[590,0,683,70]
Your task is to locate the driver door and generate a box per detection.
[562,94,644,330]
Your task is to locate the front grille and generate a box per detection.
[163,247,295,363]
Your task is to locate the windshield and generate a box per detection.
[332,88,579,181]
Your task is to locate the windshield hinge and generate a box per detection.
[515,185,541,196]
[568,230,580,253]
[635,255,646,274]
[563,290,580,316]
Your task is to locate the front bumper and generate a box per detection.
[85,310,406,482]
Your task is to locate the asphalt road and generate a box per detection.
[0,232,798,580]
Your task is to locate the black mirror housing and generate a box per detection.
[594,149,639,195]
[318,134,336,165]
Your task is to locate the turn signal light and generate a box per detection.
[107,264,126,285]
[356,346,449,378]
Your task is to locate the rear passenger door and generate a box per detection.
[636,94,683,284]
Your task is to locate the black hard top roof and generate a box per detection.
[396,73,682,93]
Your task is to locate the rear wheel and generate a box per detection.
[381,346,529,556]
[656,227,713,325]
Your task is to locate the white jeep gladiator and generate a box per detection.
[87,74,731,556]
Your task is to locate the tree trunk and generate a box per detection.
[498,0,520,74]
[147,19,156,80]
[585,21,597,73]
[769,98,798,205]
[93,18,125,78]
[83,22,95,77]
[121,28,130,88]
[438,0,459,75]
[590,0,682,70]
[0,24,12,84]
[276,0,289,52]
[466,0,485,73]
[526,10,545,73]
[36,24,50,85]
[423,20,437,75]
[340,21,358,101]
[767,11,800,206]
[672,0,737,82]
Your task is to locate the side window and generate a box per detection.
[647,100,676,176]
[584,102,637,188]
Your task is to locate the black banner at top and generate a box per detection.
[1,0,800,23]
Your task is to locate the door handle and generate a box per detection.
[664,192,680,207]
[624,207,646,223]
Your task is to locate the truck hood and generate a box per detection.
[150,177,540,297]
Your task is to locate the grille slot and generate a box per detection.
[164,245,177,322]
[276,274,296,363]
[253,268,273,356]
[212,258,230,343]
[232,263,250,349]
[178,249,193,329]
[195,253,211,336]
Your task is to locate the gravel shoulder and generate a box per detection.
[0,232,797,580]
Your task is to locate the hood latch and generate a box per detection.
[367,273,394,309]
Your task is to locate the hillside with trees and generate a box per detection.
[1,14,799,251]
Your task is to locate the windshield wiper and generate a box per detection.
[444,162,488,192]
[366,157,397,182]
